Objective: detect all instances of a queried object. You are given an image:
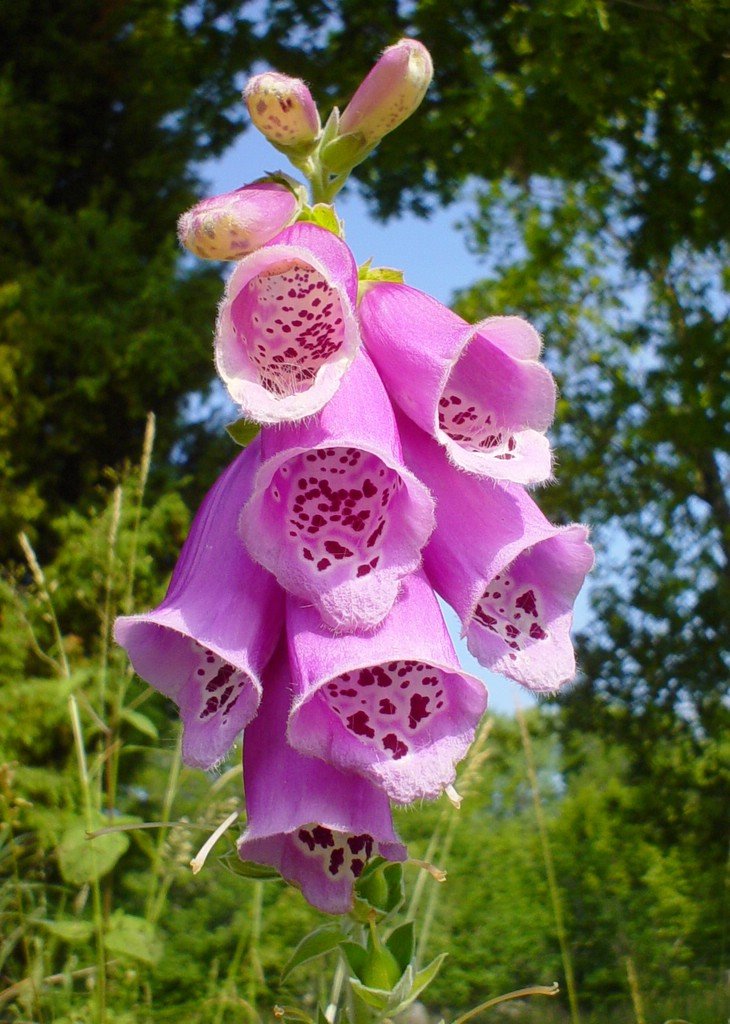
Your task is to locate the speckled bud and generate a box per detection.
[244,73,321,149]
[338,39,433,145]
[177,178,302,261]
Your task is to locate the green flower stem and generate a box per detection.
[452,982,560,1024]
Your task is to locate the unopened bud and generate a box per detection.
[177,177,302,261]
[244,72,321,149]
[338,38,433,145]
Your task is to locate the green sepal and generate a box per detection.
[281,923,348,982]
[297,204,344,237]
[385,921,415,974]
[320,132,374,175]
[319,107,341,150]
[353,858,404,915]
[340,940,368,980]
[218,852,282,881]
[358,259,405,285]
[225,419,261,448]
[361,926,403,990]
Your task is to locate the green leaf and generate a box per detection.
[225,419,261,447]
[57,814,130,885]
[41,918,94,943]
[348,977,392,1012]
[120,707,158,740]
[219,852,282,881]
[385,921,414,974]
[281,923,347,982]
[389,953,448,1016]
[104,913,163,965]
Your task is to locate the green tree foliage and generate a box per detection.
[0,0,280,556]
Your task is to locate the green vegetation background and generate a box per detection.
[1,1,727,1022]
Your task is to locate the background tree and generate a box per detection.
[0,0,284,556]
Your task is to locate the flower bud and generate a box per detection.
[177,177,302,261]
[338,38,433,145]
[243,72,321,149]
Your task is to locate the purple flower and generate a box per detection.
[243,72,321,149]
[238,643,407,914]
[286,571,487,804]
[177,178,302,261]
[215,222,362,423]
[339,39,433,145]
[114,440,283,769]
[239,349,435,632]
[399,414,594,691]
[360,282,556,484]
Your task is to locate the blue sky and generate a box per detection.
[202,128,589,715]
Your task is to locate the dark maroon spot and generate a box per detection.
[329,848,345,875]
[515,590,538,617]
[347,710,375,738]
[347,834,368,855]
[408,693,430,729]
[379,698,396,715]
[298,828,315,851]
[317,557,331,571]
[366,520,385,548]
[383,733,408,759]
[356,564,371,577]
[312,825,335,848]
[529,622,548,640]
[358,668,375,687]
[351,858,364,877]
[324,539,354,559]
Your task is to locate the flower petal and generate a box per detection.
[215,222,361,423]
[239,349,435,631]
[398,414,594,691]
[287,571,487,804]
[238,644,406,915]
[114,440,283,769]
[360,282,556,483]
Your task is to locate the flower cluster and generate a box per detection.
[115,41,593,916]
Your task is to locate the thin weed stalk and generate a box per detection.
[516,700,581,1024]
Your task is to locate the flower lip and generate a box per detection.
[360,282,556,484]
[215,222,361,424]
[286,572,487,804]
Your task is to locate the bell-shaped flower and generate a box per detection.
[239,349,435,632]
[114,440,283,769]
[398,414,594,691]
[215,222,362,423]
[339,39,433,146]
[286,571,487,804]
[360,282,556,484]
[243,72,321,150]
[177,177,302,261]
[238,643,407,914]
